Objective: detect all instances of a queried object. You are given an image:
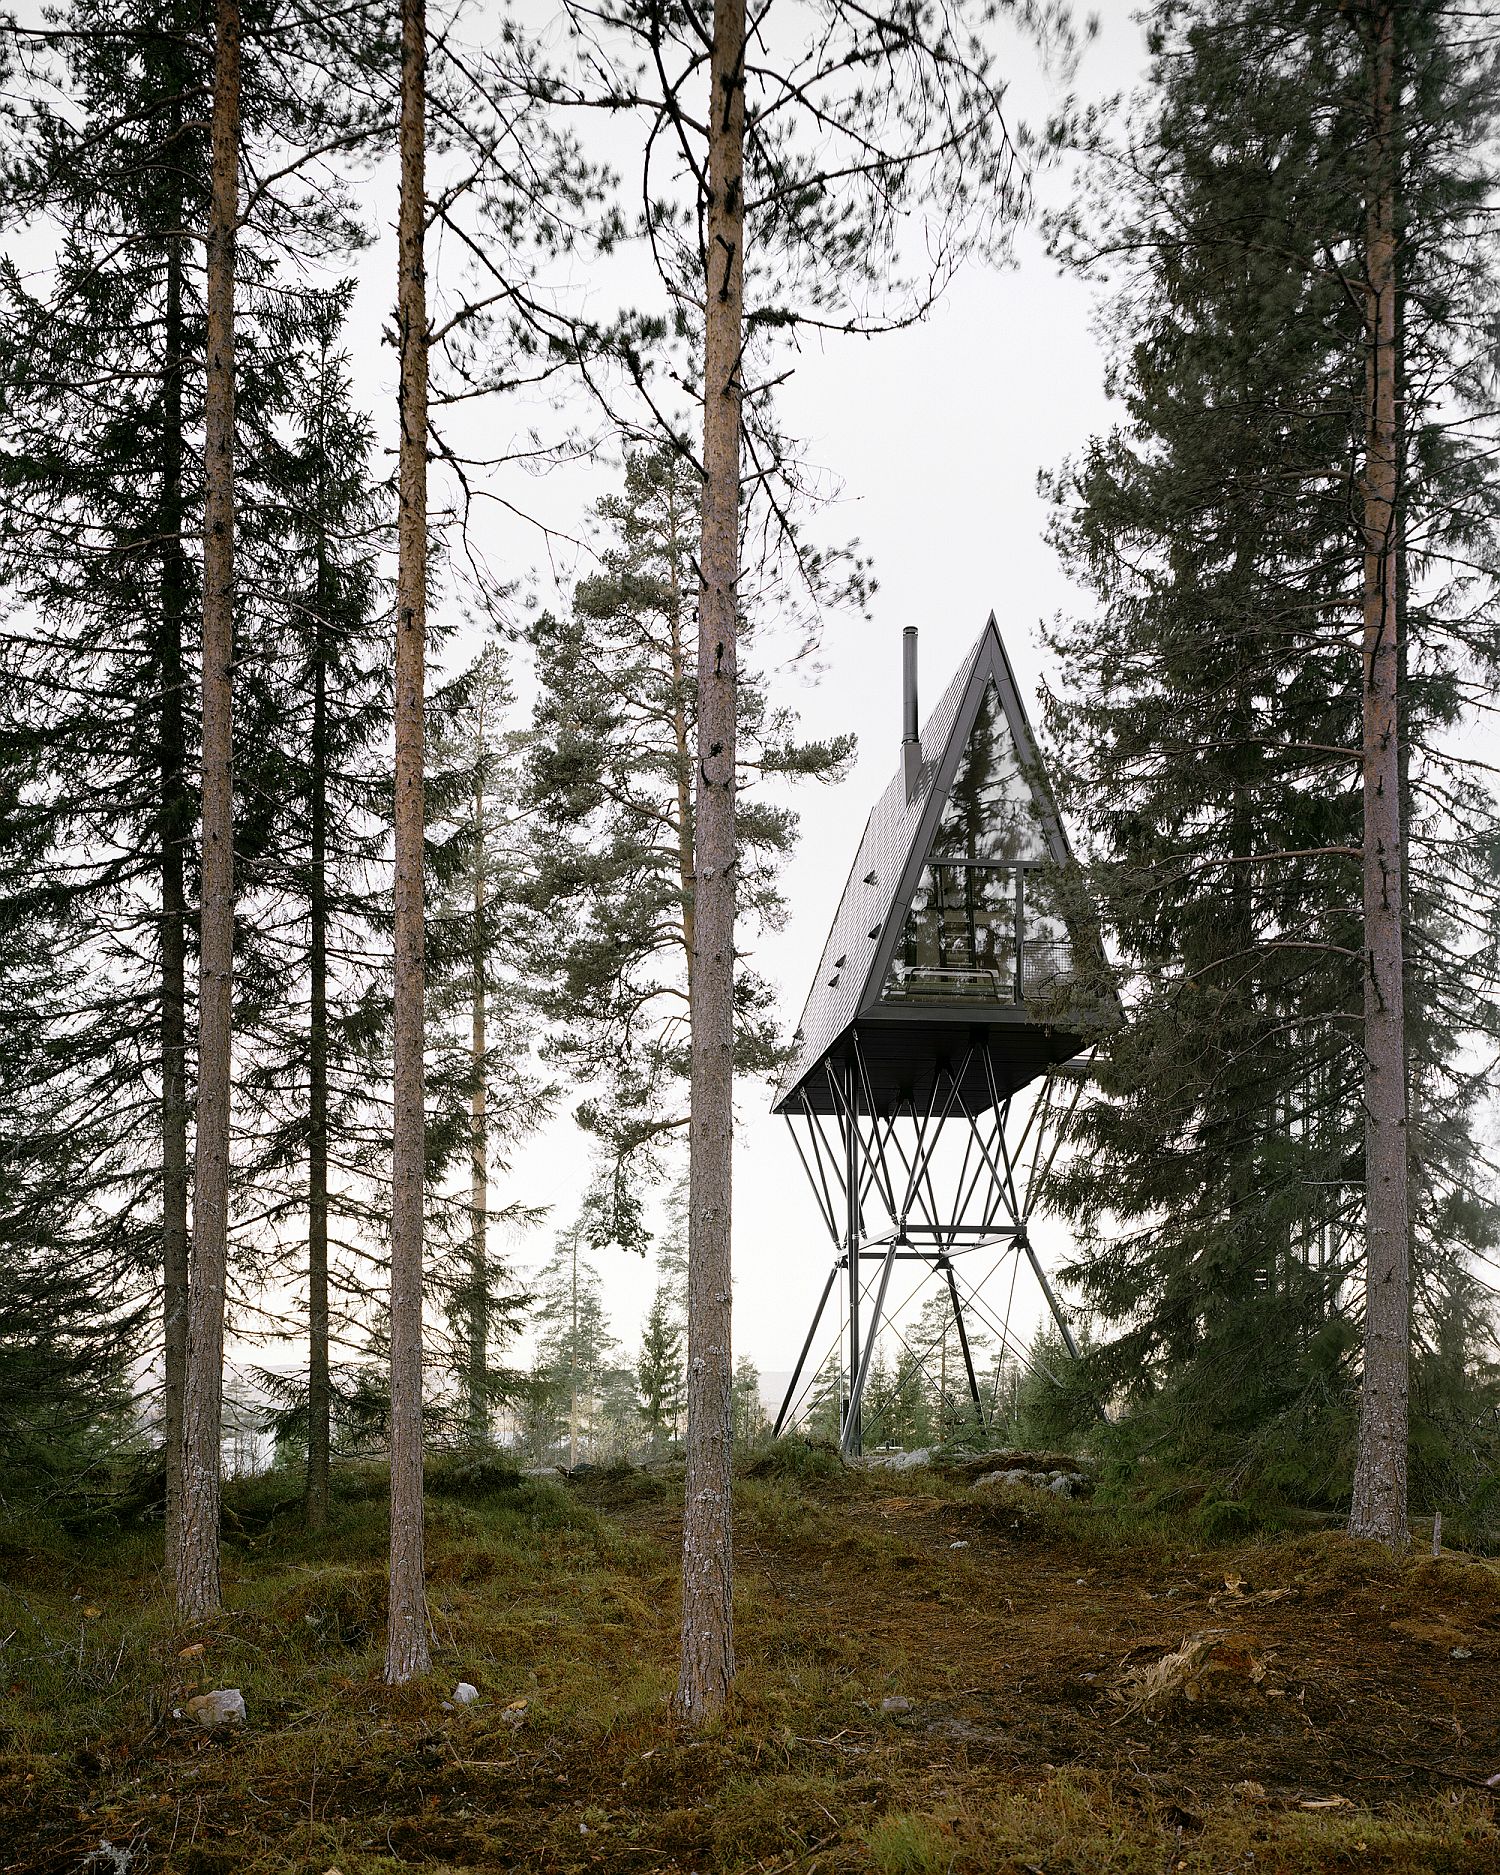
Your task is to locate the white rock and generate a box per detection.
[452,1681,481,1706]
[862,1448,933,1471]
[184,1689,245,1728]
[881,1695,913,1714]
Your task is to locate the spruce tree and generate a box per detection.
[0,733,140,1488]
[863,1347,934,1452]
[425,639,546,1446]
[911,1292,990,1443]
[1043,0,1500,1526]
[526,446,853,1224]
[234,296,392,1528]
[530,1205,622,1468]
[636,1288,686,1456]
[801,1353,843,1444]
[731,1356,767,1452]
[0,0,376,1541]
[0,0,215,1551]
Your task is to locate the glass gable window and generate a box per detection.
[881,682,1074,1007]
[927,682,1049,865]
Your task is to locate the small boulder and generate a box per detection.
[184,1689,245,1728]
[864,1447,934,1472]
[975,1468,1037,1489]
[452,1681,481,1706]
[880,1695,913,1715]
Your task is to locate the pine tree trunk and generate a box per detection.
[467,741,488,1447]
[667,478,696,973]
[675,0,744,1727]
[569,1233,579,1470]
[307,542,332,1529]
[385,0,432,1686]
[160,164,192,1570]
[1349,0,1410,1551]
[177,0,240,1624]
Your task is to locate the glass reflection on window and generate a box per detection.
[896,864,1018,1000]
[1019,867,1072,997]
[883,863,1074,1006]
[881,679,1075,1006]
[927,682,1049,865]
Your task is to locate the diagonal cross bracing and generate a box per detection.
[776,1028,1088,1453]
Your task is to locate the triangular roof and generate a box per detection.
[773,615,1103,1116]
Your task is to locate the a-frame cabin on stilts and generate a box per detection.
[772,616,1115,1456]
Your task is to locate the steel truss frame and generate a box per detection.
[773,1032,1092,1457]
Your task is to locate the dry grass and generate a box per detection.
[0,1456,1496,1873]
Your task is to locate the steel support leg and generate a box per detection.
[841,1237,899,1458]
[843,1055,862,1455]
[942,1259,985,1424]
[780,1054,1083,1446]
[1020,1231,1080,1358]
[772,1261,839,1438]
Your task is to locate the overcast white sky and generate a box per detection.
[345,2,1154,1395]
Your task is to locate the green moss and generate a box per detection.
[866,1810,951,1875]
[2,1474,1497,1875]
[711,1772,845,1865]
[425,1451,526,1499]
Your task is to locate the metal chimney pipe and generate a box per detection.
[902,626,920,799]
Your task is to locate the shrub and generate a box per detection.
[742,1438,844,1484]
[426,1452,525,1500]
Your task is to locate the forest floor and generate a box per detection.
[1,1450,1497,1875]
